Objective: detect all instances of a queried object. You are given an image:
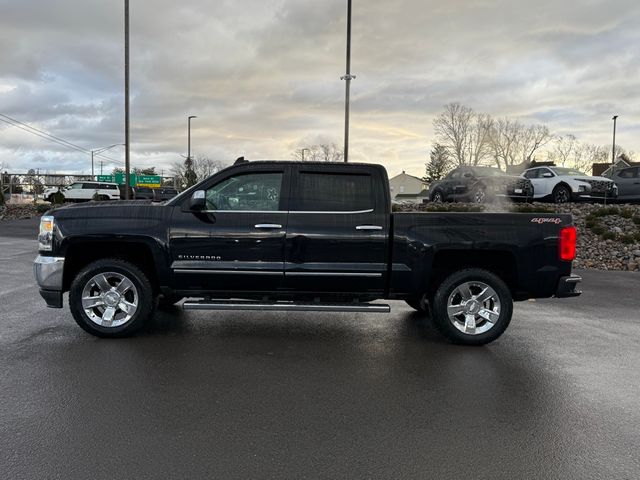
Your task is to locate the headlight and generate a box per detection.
[577,185,587,192]
[38,215,55,251]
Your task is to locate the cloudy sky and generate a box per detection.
[1,0,639,178]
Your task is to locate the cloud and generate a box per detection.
[0,0,639,177]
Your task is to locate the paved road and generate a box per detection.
[1,218,639,479]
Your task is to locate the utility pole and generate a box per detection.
[188,115,197,161]
[340,0,355,163]
[612,115,618,164]
[124,0,131,199]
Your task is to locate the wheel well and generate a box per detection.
[428,250,517,296]
[62,241,159,292]
[553,181,572,193]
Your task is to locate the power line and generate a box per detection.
[0,113,92,154]
[0,113,126,165]
[0,117,89,154]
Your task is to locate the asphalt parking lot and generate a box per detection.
[1,218,639,479]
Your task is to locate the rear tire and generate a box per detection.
[69,258,155,338]
[430,268,513,345]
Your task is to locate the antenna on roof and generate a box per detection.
[234,156,248,165]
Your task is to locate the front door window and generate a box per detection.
[205,172,283,211]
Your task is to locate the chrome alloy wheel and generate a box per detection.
[446,281,501,335]
[81,272,139,327]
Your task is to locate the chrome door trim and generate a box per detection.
[285,271,382,278]
[174,269,282,275]
[355,225,383,230]
[289,208,374,214]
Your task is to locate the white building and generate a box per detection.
[388,171,426,200]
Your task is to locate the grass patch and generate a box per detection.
[620,234,636,244]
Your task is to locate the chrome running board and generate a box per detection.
[182,300,391,313]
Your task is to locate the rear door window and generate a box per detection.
[292,172,373,212]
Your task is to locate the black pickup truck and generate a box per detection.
[34,161,581,345]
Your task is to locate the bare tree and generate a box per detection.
[293,143,344,162]
[433,103,473,166]
[489,118,521,169]
[490,120,552,169]
[434,104,494,166]
[193,155,227,180]
[548,135,577,167]
[171,155,227,189]
[518,124,553,163]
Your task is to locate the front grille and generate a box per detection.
[585,179,614,193]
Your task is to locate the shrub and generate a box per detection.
[591,225,605,235]
[602,231,616,240]
[50,191,65,205]
[620,235,636,244]
[633,216,640,226]
[620,208,634,218]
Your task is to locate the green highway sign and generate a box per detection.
[96,174,162,188]
[136,175,162,187]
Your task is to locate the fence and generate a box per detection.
[0,172,179,203]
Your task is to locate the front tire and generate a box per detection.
[552,185,571,204]
[471,186,486,204]
[69,258,155,338]
[431,190,445,203]
[430,268,513,345]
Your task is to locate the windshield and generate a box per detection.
[470,167,505,177]
[551,167,587,176]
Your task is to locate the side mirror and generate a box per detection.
[189,190,206,210]
[542,172,553,178]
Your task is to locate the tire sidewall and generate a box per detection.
[431,268,513,345]
[553,185,571,203]
[69,259,154,337]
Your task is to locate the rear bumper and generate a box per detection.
[555,274,582,298]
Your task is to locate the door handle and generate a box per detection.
[255,224,282,229]
[356,225,383,231]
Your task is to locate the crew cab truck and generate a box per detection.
[34,161,582,345]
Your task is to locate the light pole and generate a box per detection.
[188,115,197,162]
[91,144,124,177]
[124,0,131,199]
[612,115,619,164]
[301,148,310,161]
[340,0,355,163]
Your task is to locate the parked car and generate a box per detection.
[34,161,581,345]
[153,187,179,202]
[117,184,134,200]
[44,182,120,202]
[609,166,640,203]
[522,166,617,203]
[429,166,533,203]
[133,186,155,200]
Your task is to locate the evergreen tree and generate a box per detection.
[424,143,451,184]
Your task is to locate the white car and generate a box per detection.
[522,166,617,203]
[44,182,120,202]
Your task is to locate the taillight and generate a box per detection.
[559,226,577,261]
